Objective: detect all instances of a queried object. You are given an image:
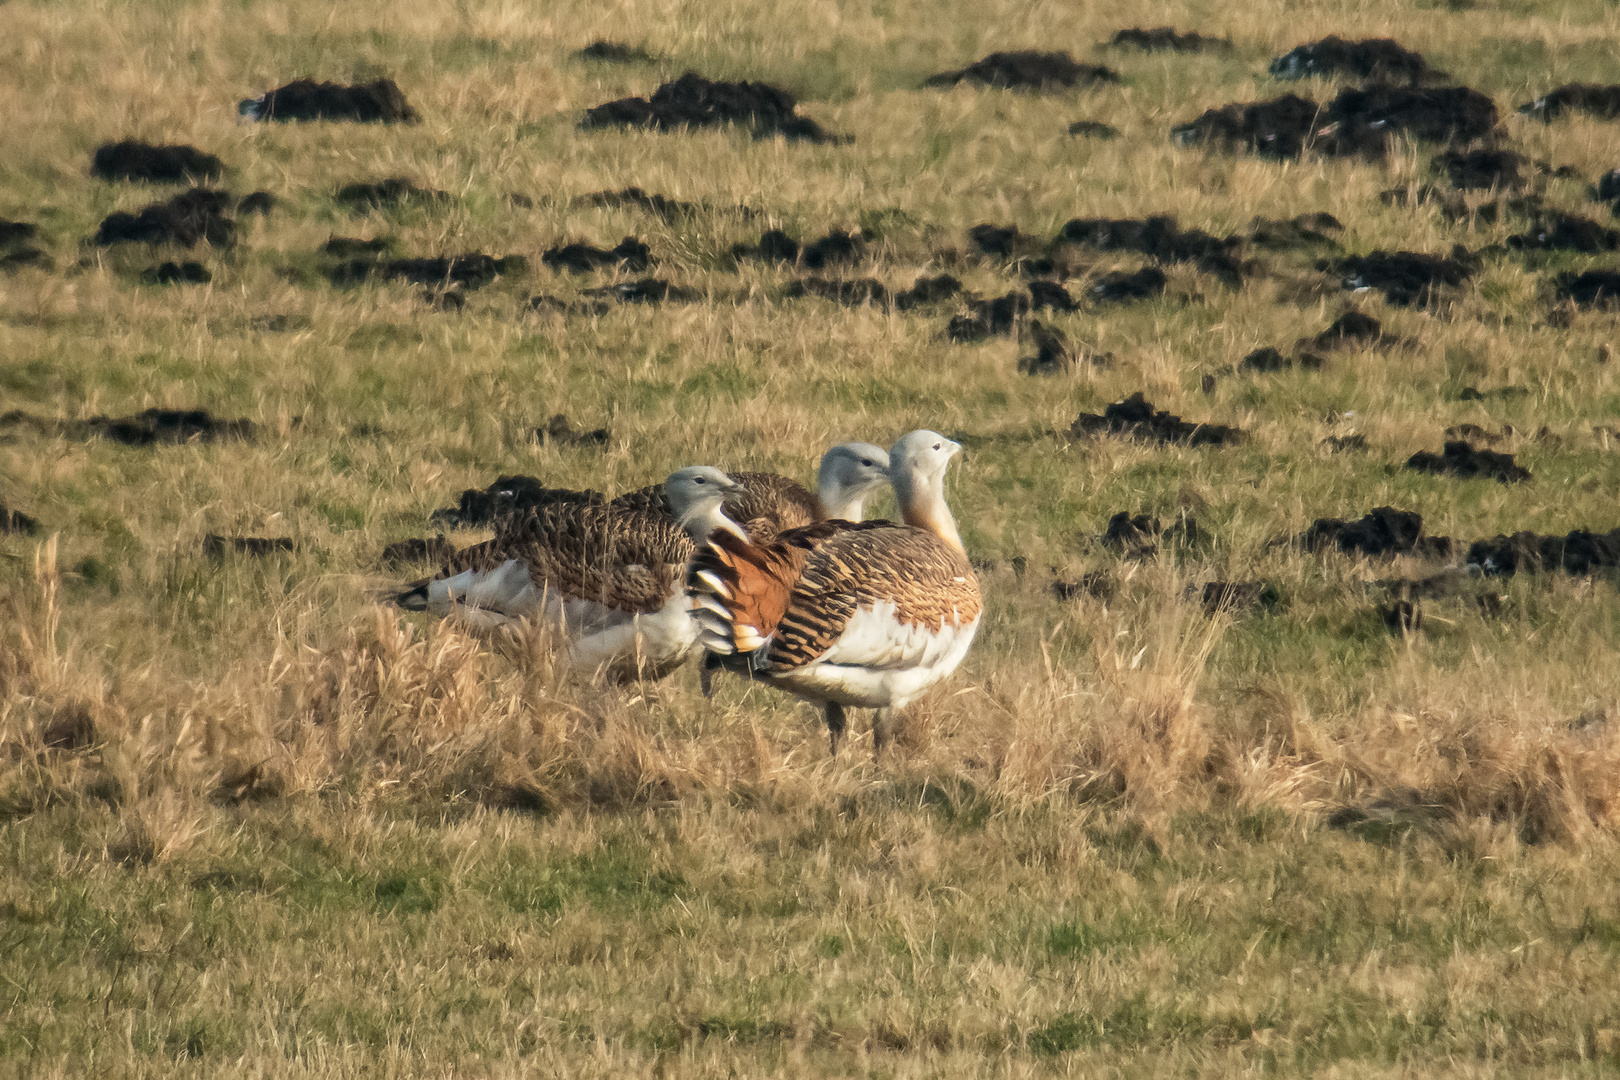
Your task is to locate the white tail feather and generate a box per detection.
[694,569,732,599]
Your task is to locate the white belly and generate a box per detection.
[767,610,980,708]
[426,559,697,678]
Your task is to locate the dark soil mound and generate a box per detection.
[923,51,1120,91]
[969,223,1023,257]
[1270,37,1440,83]
[336,178,447,208]
[1091,266,1167,302]
[1101,510,1202,556]
[1381,600,1423,634]
[94,188,236,247]
[90,408,255,446]
[1068,120,1120,138]
[537,414,611,446]
[1247,213,1343,251]
[1332,247,1480,306]
[1242,346,1326,372]
[0,503,39,535]
[91,141,225,183]
[1468,528,1620,576]
[140,261,211,285]
[1313,310,1383,348]
[204,535,294,557]
[1071,392,1243,445]
[541,237,651,273]
[802,230,863,269]
[1058,214,1243,281]
[1191,580,1277,615]
[1,246,50,272]
[894,274,963,310]
[381,537,457,567]
[1520,84,1620,122]
[1171,93,1327,157]
[582,72,840,142]
[432,477,602,529]
[236,191,276,216]
[1507,211,1620,252]
[575,41,658,64]
[0,220,38,246]
[240,78,419,123]
[1051,572,1114,601]
[1019,321,1110,374]
[581,278,699,304]
[1597,168,1620,207]
[1322,434,1368,452]
[1174,85,1496,158]
[733,228,801,263]
[1027,280,1076,311]
[1298,506,1433,557]
[787,277,890,307]
[580,187,700,219]
[1434,148,1526,190]
[1109,27,1230,53]
[1557,270,1620,306]
[1406,441,1531,483]
[322,236,394,257]
[330,254,527,290]
[948,291,1031,341]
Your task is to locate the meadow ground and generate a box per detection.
[4,0,1620,1075]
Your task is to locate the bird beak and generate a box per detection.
[723,478,748,496]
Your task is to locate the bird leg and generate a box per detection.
[825,702,847,756]
[699,653,720,698]
[872,707,895,758]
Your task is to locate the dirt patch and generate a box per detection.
[1380,599,1423,635]
[1,221,48,272]
[1296,506,1449,558]
[336,179,447,209]
[329,254,527,290]
[575,41,658,64]
[1,503,39,535]
[237,191,276,216]
[432,477,602,529]
[1175,86,1497,158]
[1027,280,1076,310]
[1050,572,1114,601]
[1331,247,1479,306]
[94,189,236,247]
[1057,215,1243,281]
[1322,434,1368,452]
[537,414,611,447]
[803,230,863,269]
[1468,528,1620,576]
[1434,148,1525,191]
[1557,271,1620,307]
[1269,37,1442,83]
[948,292,1031,341]
[1068,120,1120,138]
[1241,347,1325,372]
[1597,169,1620,210]
[1247,213,1343,251]
[1071,392,1243,445]
[239,78,419,123]
[1018,321,1110,374]
[1091,267,1167,302]
[1312,310,1383,348]
[0,220,37,246]
[1109,27,1231,53]
[923,51,1119,91]
[894,274,963,310]
[381,537,457,567]
[204,535,294,557]
[91,141,225,183]
[0,407,256,446]
[579,187,700,220]
[1406,441,1531,483]
[581,278,700,304]
[541,237,650,273]
[1189,580,1278,615]
[969,223,1024,258]
[733,228,801,263]
[1519,84,1620,122]
[582,72,841,142]
[1507,211,1620,252]
[1101,510,1202,557]
[786,277,890,307]
[1376,570,1506,618]
[1456,385,1530,402]
[140,261,211,285]
[1445,422,1511,445]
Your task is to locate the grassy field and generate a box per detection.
[5,0,1620,1074]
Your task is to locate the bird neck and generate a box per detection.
[678,499,746,542]
[894,471,964,553]
[816,484,868,523]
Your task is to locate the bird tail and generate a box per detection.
[686,527,801,663]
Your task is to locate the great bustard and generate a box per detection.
[687,430,981,754]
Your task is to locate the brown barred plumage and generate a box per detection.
[612,471,821,532]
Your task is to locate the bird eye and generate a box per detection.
[695,477,706,484]
[861,459,874,467]
[932,442,941,451]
